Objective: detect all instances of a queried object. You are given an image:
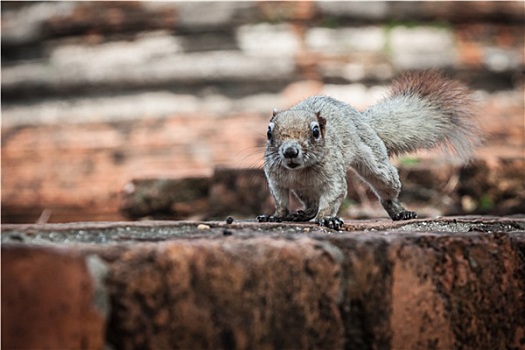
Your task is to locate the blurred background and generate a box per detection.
[2,1,524,223]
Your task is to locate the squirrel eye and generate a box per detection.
[267,125,273,140]
[312,125,320,139]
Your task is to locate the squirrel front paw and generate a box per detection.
[316,216,344,230]
[392,210,417,221]
[257,210,316,223]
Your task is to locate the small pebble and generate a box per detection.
[225,216,234,224]
[223,229,233,236]
[9,233,24,242]
[197,224,211,230]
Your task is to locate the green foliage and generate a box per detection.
[385,20,450,31]
[339,198,356,212]
[478,194,494,210]
[320,16,342,29]
[398,156,421,166]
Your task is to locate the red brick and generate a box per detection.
[106,237,344,349]
[1,246,106,349]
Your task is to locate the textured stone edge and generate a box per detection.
[2,222,525,349]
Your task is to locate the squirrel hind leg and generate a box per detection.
[381,198,417,221]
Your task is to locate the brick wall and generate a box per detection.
[2,1,524,223]
[3,218,525,349]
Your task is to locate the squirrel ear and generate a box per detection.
[315,112,327,129]
[272,108,279,117]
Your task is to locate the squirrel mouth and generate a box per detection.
[285,162,301,169]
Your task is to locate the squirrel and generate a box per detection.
[256,70,481,230]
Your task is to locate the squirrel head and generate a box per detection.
[265,109,327,170]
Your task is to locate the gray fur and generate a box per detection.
[364,94,480,159]
[259,70,481,226]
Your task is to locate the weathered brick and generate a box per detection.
[389,26,457,70]
[237,23,301,57]
[172,2,254,30]
[390,232,525,349]
[316,1,388,20]
[2,218,524,349]
[1,245,107,349]
[2,51,296,95]
[106,237,345,349]
[305,27,386,54]
[120,177,210,219]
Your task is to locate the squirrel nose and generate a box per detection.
[283,146,299,159]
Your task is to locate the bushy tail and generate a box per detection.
[364,70,482,160]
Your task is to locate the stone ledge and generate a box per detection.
[2,217,524,349]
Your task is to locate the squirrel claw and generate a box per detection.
[316,216,344,230]
[393,210,417,221]
[256,214,282,223]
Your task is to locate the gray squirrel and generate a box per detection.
[257,70,481,229]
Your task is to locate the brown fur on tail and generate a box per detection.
[367,69,482,159]
[390,69,476,128]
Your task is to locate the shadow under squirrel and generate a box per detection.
[257,70,481,229]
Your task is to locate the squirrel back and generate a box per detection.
[363,70,481,159]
